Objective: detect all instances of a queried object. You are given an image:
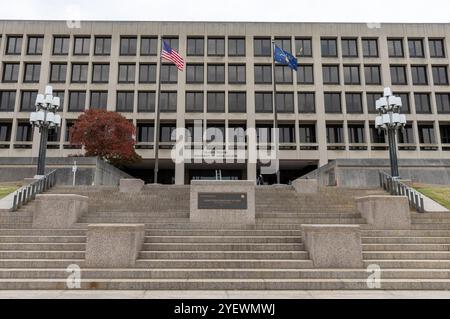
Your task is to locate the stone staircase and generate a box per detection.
[1,185,450,289]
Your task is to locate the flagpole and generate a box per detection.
[271,40,281,185]
[153,37,163,184]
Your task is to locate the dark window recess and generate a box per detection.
[20,91,37,111]
[160,64,178,83]
[27,36,44,55]
[322,65,340,84]
[324,93,341,113]
[187,37,204,56]
[23,63,41,83]
[92,64,110,83]
[398,125,415,144]
[274,38,291,52]
[408,39,424,58]
[0,91,16,112]
[344,65,360,84]
[411,65,428,85]
[53,36,69,55]
[275,65,293,84]
[341,38,358,57]
[254,64,272,84]
[6,36,22,55]
[71,64,88,83]
[371,127,386,143]
[440,125,450,144]
[228,64,246,84]
[207,64,225,83]
[364,65,381,85]
[429,39,445,58]
[432,66,449,85]
[418,124,436,144]
[254,38,271,56]
[68,91,86,112]
[137,92,155,112]
[228,92,246,113]
[321,38,337,57]
[2,63,20,82]
[141,37,158,56]
[436,93,450,114]
[388,39,404,57]
[159,92,177,112]
[186,64,204,83]
[255,92,273,113]
[298,93,315,113]
[278,125,295,144]
[346,93,363,113]
[94,37,111,55]
[299,124,316,143]
[120,37,137,55]
[185,91,204,112]
[326,125,344,143]
[16,123,33,141]
[362,39,378,57]
[137,123,154,143]
[228,37,245,56]
[207,92,225,112]
[414,93,432,114]
[0,122,12,142]
[275,92,294,113]
[50,63,67,83]
[396,92,411,113]
[159,124,177,142]
[118,64,136,83]
[348,124,365,143]
[297,65,314,84]
[73,36,90,55]
[207,37,225,56]
[390,65,407,85]
[139,64,157,83]
[295,38,312,57]
[366,92,383,113]
[116,91,134,112]
[90,91,108,110]
[162,37,178,51]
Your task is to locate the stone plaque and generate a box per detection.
[198,193,248,210]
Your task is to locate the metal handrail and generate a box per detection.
[378,170,425,213]
[11,170,58,212]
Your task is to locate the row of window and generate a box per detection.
[1,120,449,146]
[2,61,449,86]
[1,89,450,114]
[1,35,446,59]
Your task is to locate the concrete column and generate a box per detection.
[175,162,185,185]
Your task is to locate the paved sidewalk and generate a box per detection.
[1,290,450,299]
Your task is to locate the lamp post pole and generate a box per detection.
[30,85,61,177]
[375,88,406,179]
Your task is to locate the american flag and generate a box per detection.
[161,41,184,71]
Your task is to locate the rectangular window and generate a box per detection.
[408,39,424,57]
[0,122,12,141]
[68,91,86,112]
[186,91,204,112]
[254,37,271,56]
[187,37,204,56]
[326,124,344,143]
[322,65,340,84]
[390,65,407,85]
[346,93,363,113]
[53,36,69,55]
[139,63,156,83]
[53,91,65,110]
[92,64,110,83]
[64,121,75,143]
[398,124,414,144]
[94,36,111,55]
[344,65,360,84]
[295,38,312,57]
[440,125,450,144]
[23,63,40,83]
[160,124,177,143]
[274,38,292,52]
[371,127,386,143]
[2,63,19,82]
[364,65,381,85]
[20,91,38,111]
[161,64,178,83]
[160,91,177,112]
[411,65,428,85]
[348,124,365,143]
[324,92,341,113]
[137,91,155,112]
[388,38,404,57]
[90,91,108,110]
[366,92,383,113]
[341,38,358,57]
[362,38,378,57]
[118,64,136,83]
[298,92,315,113]
[228,37,246,56]
[137,123,154,143]
[254,64,272,84]
[27,36,44,55]
[432,66,449,85]
[276,92,294,113]
[16,123,33,141]
[207,37,225,56]
[116,91,134,112]
[275,65,293,84]
[186,64,204,84]
[279,125,295,143]
[120,36,137,56]
[414,93,432,114]
[140,36,158,56]
[396,92,411,114]
[207,92,225,112]
[73,36,90,55]
[255,92,273,113]
[297,65,314,84]
[6,36,22,55]
[256,125,272,143]
[162,37,178,51]
[207,64,225,84]
[321,38,337,57]
[50,63,67,83]
[228,64,246,84]
[0,91,16,112]
[228,92,246,113]
[436,93,450,113]
[429,39,445,58]
[418,124,436,144]
[71,63,88,83]
[299,124,316,143]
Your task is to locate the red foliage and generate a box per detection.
[70,109,141,166]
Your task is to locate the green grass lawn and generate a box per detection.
[414,185,450,210]
[0,186,19,199]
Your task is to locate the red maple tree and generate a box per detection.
[70,109,141,166]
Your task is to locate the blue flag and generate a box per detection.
[273,44,298,71]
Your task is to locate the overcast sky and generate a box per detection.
[0,0,449,23]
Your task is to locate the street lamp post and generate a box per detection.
[375,87,407,179]
[29,85,61,177]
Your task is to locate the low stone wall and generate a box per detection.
[190,180,255,225]
[292,179,319,194]
[357,195,411,229]
[119,179,145,193]
[32,194,88,228]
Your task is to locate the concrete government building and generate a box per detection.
[0,20,449,185]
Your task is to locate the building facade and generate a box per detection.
[0,20,449,184]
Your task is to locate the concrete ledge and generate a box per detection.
[85,224,145,268]
[356,195,411,229]
[119,179,145,193]
[301,225,364,268]
[32,194,88,229]
[292,179,319,194]
[190,180,255,225]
